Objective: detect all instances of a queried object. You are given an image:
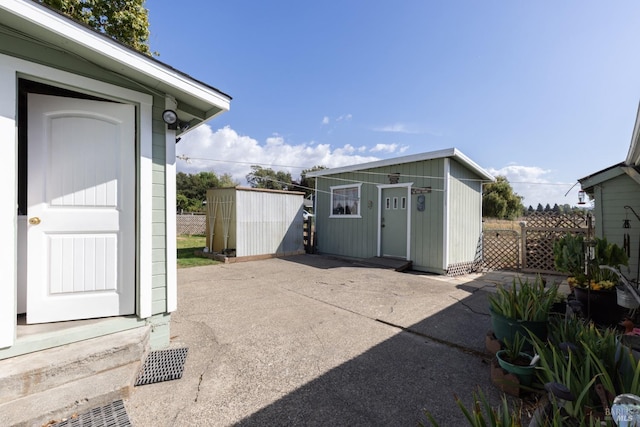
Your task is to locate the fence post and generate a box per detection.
[520,221,526,270]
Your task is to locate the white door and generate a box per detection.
[26,94,135,324]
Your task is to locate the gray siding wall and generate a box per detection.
[447,159,483,265]
[207,188,304,257]
[595,173,640,282]
[235,190,304,256]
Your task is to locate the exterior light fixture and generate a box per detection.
[162,109,178,129]
[162,109,191,133]
[577,190,586,205]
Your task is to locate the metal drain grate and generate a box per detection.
[52,399,131,427]
[134,347,189,386]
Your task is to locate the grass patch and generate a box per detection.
[177,235,219,268]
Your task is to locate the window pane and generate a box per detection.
[332,186,359,215]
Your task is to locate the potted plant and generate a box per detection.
[553,233,587,288]
[488,275,559,346]
[554,234,629,325]
[495,333,537,387]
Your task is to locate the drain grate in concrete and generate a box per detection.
[52,399,130,427]
[134,347,189,386]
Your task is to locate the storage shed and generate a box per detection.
[205,187,306,260]
[306,148,495,274]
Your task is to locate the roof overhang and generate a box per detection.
[306,147,495,181]
[0,0,231,133]
[626,102,640,166]
[577,162,640,193]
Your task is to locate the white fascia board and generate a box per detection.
[626,101,640,166]
[1,0,230,112]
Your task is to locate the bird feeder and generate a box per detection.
[577,190,586,205]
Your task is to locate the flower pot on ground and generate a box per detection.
[494,333,537,388]
[488,275,558,347]
[495,350,536,387]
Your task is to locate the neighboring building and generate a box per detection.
[205,187,305,260]
[0,0,230,422]
[579,106,640,281]
[307,148,495,275]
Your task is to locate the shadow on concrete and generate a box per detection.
[233,269,524,426]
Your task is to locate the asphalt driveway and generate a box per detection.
[125,254,538,426]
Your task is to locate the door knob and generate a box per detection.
[29,217,41,225]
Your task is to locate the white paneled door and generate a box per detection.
[26,94,135,323]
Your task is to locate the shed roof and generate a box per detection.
[306,148,495,181]
[0,0,231,133]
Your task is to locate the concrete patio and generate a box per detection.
[123,254,557,426]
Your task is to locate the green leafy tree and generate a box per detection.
[293,165,326,197]
[482,176,524,219]
[246,165,292,190]
[536,203,544,213]
[176,171,238,212]
[38,0,153,55]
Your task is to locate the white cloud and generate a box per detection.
[372,123,443,137]
[176,124,380,183]
[370,143,410,153]
[336,114,352,122]
[487,164,582,208]
[321,116,329,125]
[373,123,417,134]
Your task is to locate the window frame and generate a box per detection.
[329,183,362,218]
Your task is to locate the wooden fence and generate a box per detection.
[482,213,590,274]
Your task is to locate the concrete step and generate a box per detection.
[0,326,149,427]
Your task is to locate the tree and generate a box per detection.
[294,165,326,197]
[176,171,238,212]
[38,0,152,55]
[482,176,524,219]
[246,165,292,190]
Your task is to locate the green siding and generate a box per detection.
[315,157,486,273]
[594,173,640,281]
[447,160,483,265]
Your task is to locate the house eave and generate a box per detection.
[0,0,231,130]
[626,101,640,166]
[578,162,626,192]
[306,147,495,181]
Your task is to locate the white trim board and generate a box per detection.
[0,54,154,347]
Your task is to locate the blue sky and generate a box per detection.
[148,1,640,208]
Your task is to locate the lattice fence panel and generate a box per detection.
[177,214,206,235]
[523,212,588,229]
[482,230,520,271]
[522,228,588,273]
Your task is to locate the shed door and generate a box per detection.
[26,94,135,324]
[380,187,408,258]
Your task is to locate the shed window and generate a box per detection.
[330,183,362,217]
